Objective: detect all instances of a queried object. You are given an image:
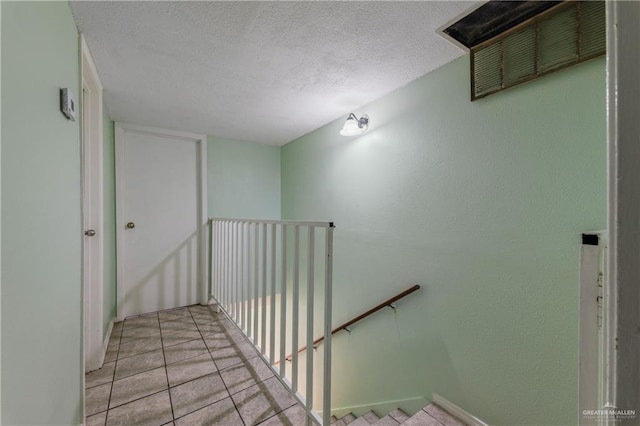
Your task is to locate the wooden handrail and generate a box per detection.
[278,284,421,364]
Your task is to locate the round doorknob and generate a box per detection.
[126,222,135,229]
[85,229,96,237]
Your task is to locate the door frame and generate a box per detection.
[115,123,208,321]
[605,1,640,421]
[81,34,105,373]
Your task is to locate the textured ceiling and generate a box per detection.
[71,1,476,146]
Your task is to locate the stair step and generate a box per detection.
[331,415,338,424]
[388,409,410,424]
[373,415,400,425]
[334,413,357,426]
[362,410,381,423]
[350,418,373,426]
[423,403,466,426]
[402,409,441,426]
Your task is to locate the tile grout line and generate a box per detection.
[157,312,177,422]
[164,308,225,424]
[103,318,124,423]
[189,305,248,426]
[90,306,302,425]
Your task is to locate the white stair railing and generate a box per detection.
[208,217,335,425]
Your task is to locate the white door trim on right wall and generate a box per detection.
[605,1,640,424]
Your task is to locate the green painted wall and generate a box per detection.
[208,136,281,219]
[1,1,82,424]
[103,110,116,338]
[281,56,606,425]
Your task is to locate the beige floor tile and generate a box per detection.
[85,362,115,389]
[162,328,203,347]
[85,411,107,426]
[206,333,256,370]
[87,306,310,426]
[194,320,225,336]
[109,367,168,408]
[174,397,243,426]
[121,324,161,342]
[220,356,274,395]
[104,338,120,363]
[118,335,163,359]
[114,348,165,381]
[167,353,217,387]
[123,314,159,328]
[159,308,192,323]
[160,316,197,332]
[86,382,111,416]
[232,377,297,425]
[170,373,229,418]
[164,338,208,365]
[189,305,218,316]
[258,404,308,425]
[106,390,173,426]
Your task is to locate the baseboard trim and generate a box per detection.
[433,393,488,426]
[330,396,428,418]
[98,317,115,367]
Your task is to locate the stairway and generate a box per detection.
[331,402,466,426]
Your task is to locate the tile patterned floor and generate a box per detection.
[85,305,307,426]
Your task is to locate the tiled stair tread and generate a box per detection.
[423,403,466,426]
[338,404,466,426]
[402,409,441,426]
[373,415,400,425]
[336,413,357,425]
[362,410,381,423]
[388,409,410,423]
[350,417,374,426]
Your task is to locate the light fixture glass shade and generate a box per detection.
[340,113,369,136]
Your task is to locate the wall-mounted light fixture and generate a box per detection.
[340,113,369,136]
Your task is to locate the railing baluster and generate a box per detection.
[208,217,334,426]
[214,221,219,302]
[227,221,231,311]
[292,225,300,392]
[240,222,245,330]
[306,227,315,425]
[269,223,277,364]
[224,221,228,309]
[279,225,287,376]
[234,221,239,322]
[247,223,253,340]
[208,220,213,301]
[261,223,267,355]
[219,221,222,304]
[253,223,260,346]
[323,226,334,426]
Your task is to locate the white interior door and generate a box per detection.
[116,124,206,319]
[82,36,104,374]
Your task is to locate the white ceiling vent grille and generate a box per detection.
[471,1,605,100]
